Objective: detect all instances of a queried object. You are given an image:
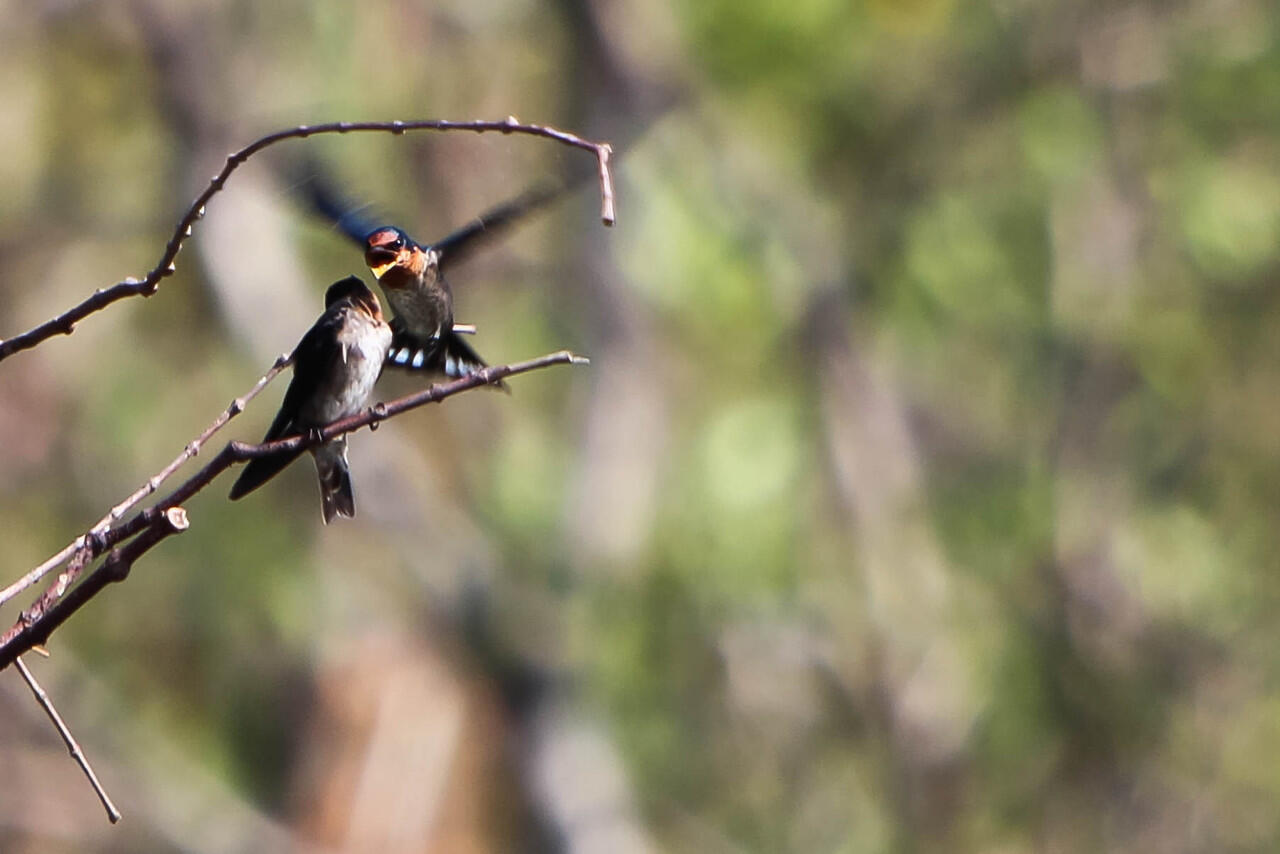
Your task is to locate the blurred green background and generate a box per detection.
[2,1,1279,852]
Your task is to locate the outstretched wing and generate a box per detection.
[289,156,382,246]
[431,182,568,270]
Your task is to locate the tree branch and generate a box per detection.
[0,508,191,672]
[0,353,292,610]
[0,118,614,364]
[0,350,587,671]
[16,656,122,823]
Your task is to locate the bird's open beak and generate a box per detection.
[364,246,398,278]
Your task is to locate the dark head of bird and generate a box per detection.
[324,275,383,320]
[364,227,415,278]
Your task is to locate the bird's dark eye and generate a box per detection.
[391,238,404,250]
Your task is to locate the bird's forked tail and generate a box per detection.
[313,440,356,524]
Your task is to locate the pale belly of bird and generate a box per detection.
[301,311,392,427]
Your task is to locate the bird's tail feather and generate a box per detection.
[314,441,356,524]
[385,330,508,392]
[229,446,306,501]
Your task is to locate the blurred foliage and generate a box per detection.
[2,0,1280,852]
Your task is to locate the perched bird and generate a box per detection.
[229,276,392,523]
[362,225,499,380]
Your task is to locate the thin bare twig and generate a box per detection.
[16,656,122,823]
[95,352,294,534]
[596,143,616,225]
[245,350,589,452]
[0,353,292,611]
[0,350,587,670]
[0,117,615,364]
